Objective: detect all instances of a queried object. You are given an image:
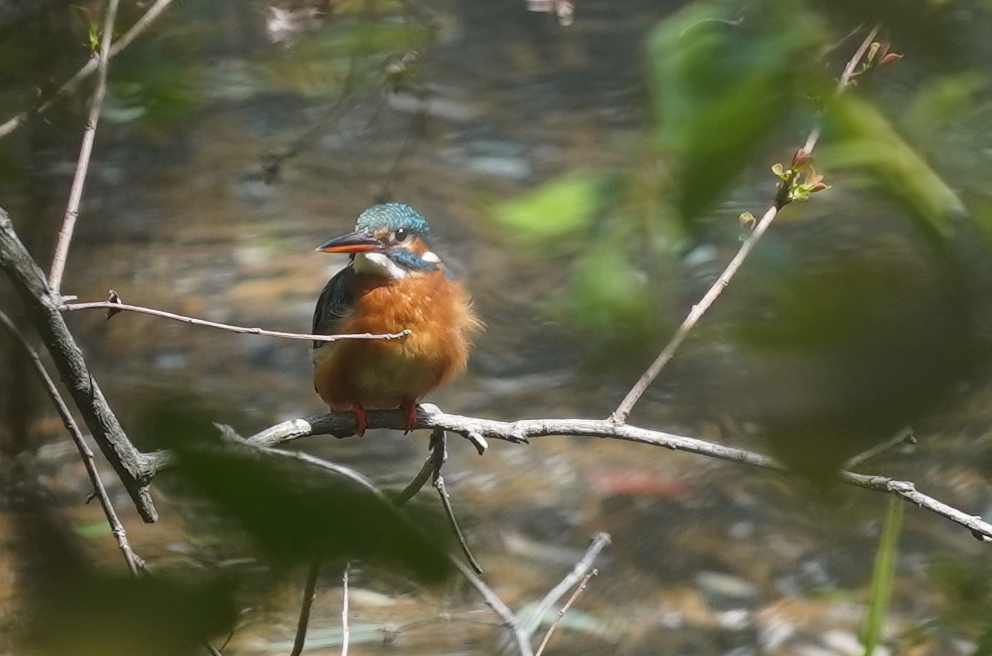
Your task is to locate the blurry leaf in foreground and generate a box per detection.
[902,72,988,150]
[729,211,982,485]
[562,227,652,347]
[13,500,235,656]
[25,574,236,656]
[494,172,606,240]
[649,0,824,225]
[822,95,965,238]
[168,430,453,583]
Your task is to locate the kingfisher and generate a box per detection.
[311,203,481,436]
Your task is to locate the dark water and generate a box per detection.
[3,1,992,655]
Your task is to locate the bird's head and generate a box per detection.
[316,203,441,279]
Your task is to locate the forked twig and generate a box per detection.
[49,0,122,294]
[533,569,598,656]
[611,26,882,424]
[523,532,610,638]
[61,300,410,343]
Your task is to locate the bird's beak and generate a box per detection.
[315,229,382,254]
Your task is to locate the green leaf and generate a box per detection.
[823,95,965,238]
[649,0,824,224]
[861,496,903,656]
[494,172,605,240]
[169,435,454,582]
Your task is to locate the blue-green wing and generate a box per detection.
[312,267,354,350]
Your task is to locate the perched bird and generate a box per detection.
[312,204,481,435]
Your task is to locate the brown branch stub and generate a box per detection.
[0,209,157,521]
[61,300,410,343]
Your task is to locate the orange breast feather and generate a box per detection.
[313,271,480,411]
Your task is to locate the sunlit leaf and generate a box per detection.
[861,496,903,655]
[823,95,965,237]
[494,172,605,240]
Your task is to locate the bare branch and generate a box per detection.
[524,532,610,638]
[62,299,411,343]
[290,560,321,656]
[235,405,992,541]
[0,309,141,574]
[534,568,597,656]
[0,0,177,140]
[49,0,122,294]
[611,26,883,424]
[0,209,157,520]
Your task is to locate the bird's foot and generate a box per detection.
[400,399,418,434]
[351,402,369,436]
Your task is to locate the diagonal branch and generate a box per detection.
[0,309,142,574]
[0,209,157,521]
[49,0,122,294]
[0,0,177,140]
[611,26,881,424]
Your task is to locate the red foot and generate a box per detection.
[400,399,418,434]
[351,402,369,436]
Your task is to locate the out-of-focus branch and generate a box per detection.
[62,299,411,343]
[0,209,157,521]
[534,568,597,656]
[0,0,177,140]
[48,0,122,294]
[0,309,142,574]
[611,26,881,424]
[523,532,610,639]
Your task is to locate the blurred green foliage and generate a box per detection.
[649,0,824,224]
[146,401,454,583]
[822,95,964,237]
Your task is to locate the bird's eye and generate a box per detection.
[394,227,409,242]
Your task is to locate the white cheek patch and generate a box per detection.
[354,252,410,279]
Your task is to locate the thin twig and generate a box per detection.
[230,405,992,541]
[611,26,882,424]
[0,309,142,575]
[845,426,916,470]
[533,569,598,656]
[428,429,483,574]
[340,563,350,656]
[61,300,410,343]
[523,532,610,638]
[49,0,122,294]
[290,560,321,656]
[0,0,177,140]
[392,452,435,504]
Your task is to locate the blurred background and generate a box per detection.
[3,0,992,654]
